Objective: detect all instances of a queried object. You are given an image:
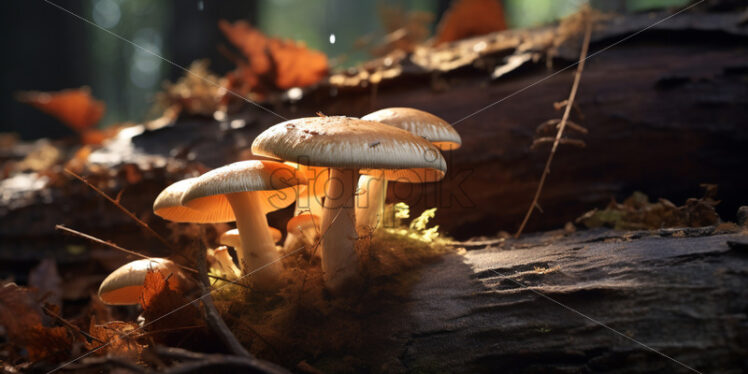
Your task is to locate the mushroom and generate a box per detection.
[356,108,461,232]
[285,213,321,255]
[286,163,329,217]
[252,116,446,290]
[207,246,242,280]
[181,160,306,290]
[98,258,184,305]
[220,227,283,250]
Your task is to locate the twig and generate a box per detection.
[195,247,252,357]
[41,306,105,344]
[64,168,175,251]
[531,137,586,150]
[515,17,593,238]
[155,346,290,374]
[61,355,147,373]
[55,224,249,288]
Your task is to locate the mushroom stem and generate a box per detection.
[355,172,387,234]
[226,191,282,289]
[321,168,360,290]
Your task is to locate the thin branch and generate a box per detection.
[531,137,586,150]
[154,346,290,374]
[195,247,252,357]
[515,17,593,238]
[64,168,174,251]
[41,306,105,344]
[55,225,249,288]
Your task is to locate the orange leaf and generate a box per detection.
[17,87,105,132]
[139,270,202,344]
[219,20,328,94]
[435,0,507,45]
[85,316,143,357]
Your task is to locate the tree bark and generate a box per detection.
[341,227,748,373]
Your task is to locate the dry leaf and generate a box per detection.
[139,270,202,343]
[0,283,73,362]
[17,87,105,132]
[157,60,226,116]
[435,0,507,45]
[219,20,328,95]
[85,316,143,357]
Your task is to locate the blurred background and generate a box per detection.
[0,0,688,140]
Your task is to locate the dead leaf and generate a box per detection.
[0,283,73,362]
[85,316,143,357]
[17,87,105,132]
[219,20,328,95]
[139,270,202,343]
[435,0,507,45]
[156,60,226,116]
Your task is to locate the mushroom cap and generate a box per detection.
[98,258,181,305]
[153,178,213,223]
[220,227,282,246]
[252,116,446,182]
[362,107,461,150]
[286,213,321,235]
[181,160,306,222]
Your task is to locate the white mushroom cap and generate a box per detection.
[362,107,461,150]
[180,160,306,219]
[252,116,446,182]
[98,258,182,305]
[220,227,282,247]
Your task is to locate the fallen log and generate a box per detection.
[323,227,748,373]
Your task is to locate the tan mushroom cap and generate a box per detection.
[362,108,461,150]
[220,227,282,246]
[252,116,446,182]
[98,258,181,305]
[153,178,209,222]
[286,213,321,235]
[180,160,306,221]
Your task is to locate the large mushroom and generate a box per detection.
[180,160,306,290]
[252,116,446,290]
[98,258,185,305]
[356,108,461,232]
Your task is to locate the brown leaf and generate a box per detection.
[139,270,202,343]
[435,0,507,45]
[0,283,73,362]
[219,20,328,95]
[85,316,143,357]
[17,87,105,132]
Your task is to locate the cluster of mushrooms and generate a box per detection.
[98,108,461,305]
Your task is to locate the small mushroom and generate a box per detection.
[220,227,283,251]
[98,258,184,305]
[285,213,321,255]
[181,160,306,290]
[207,246,241,280]
[252,116,446,290]
[357,108,461,233]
